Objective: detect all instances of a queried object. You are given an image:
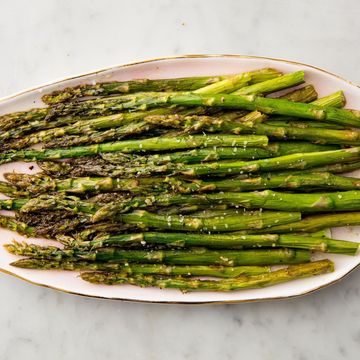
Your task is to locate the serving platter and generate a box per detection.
[0,54,359,304]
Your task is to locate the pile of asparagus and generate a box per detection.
[1,68,360,292]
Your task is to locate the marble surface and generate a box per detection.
[0,0,360,359]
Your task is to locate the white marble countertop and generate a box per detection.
[1,0,360,359]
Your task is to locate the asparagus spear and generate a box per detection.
[274,234,359,255]
[36,142,339,178]
[12,185,356,217]
[102,141,339,163]
[10,105,355,150]
[80,260,334,291]
[249,122,360,145]
[231,71,304,95]
[3,121,156,150]
[265,90,347,131]
[10,259,271,277]
[265,119,345,130]
[88,189,360,221]
[271,161,360,176]
[26,90,336,151]
[193,73,251,94]
[0,79,317,149]
[6,170,360,197]
[312,162,360,174]
[142,111,360,145]
[0,69,282,139]
[0,71,284,139]
[277,85,317,102]
[19,195,301,231]
[0,108,48,132]
[312,91,346,108]
[72,232,359,255]
[0,211,82,242]
[29,146,360,179]
[164,147,360,177]
[2,75,309,150]
[41,68,282,104]
[4,242,310,265]
[197,71,303,96]
[119,209,302,231]
[249,212,360,234]
[0,193,301,232]
[0,107,179,143]
[64,91,360,127]
[0,181,25,197]
[0,214,36,237]
[200,172,360,192]
[0,134,268,164]
[0,198,28,211]
[18,110,253,149]
[69,146,360,178]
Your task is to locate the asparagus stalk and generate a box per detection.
[6,170,360,197]
[0,108,48,132]
[41,68,282,104]
[74,146,360,178]
[0,181,25,197]
[72,232,359,255]
[3,121,155,150]
[70,91,360,127]
[14,109,257,150]
[32,85,316,143]
[10,259,271,277]
[142,111,360,145]
[306,161,360,174]
[89,189,360,221]
[312,91,346,108]
[119,210,301,232]
[0,215,36,237]
[0,198,28,211]
[0,193,301,232]
[100,141,339,163]
[30,147,360,179]
[4,242,310,265]
[43,144,277,162]
[193,73,251,94]
[10,105,355,150]
[168,147,360,177]
[277,85,317,103]
[0,107,178,143]
[29,91,329,151]
[271,161,360,176]
[80,260,334,291]
[22,110,246,149]
[2,76,309,150]
[265,119,345,130]
[0,78,317,147]
[250,212,360,234]
[3,173,163,195]
[231,71,304,95]
[274,235,359,255]
[7,186,341,217]
[0,71,281,138]
[200,172,360,192]
[20,195,301,231]
[249,122,360,145]
[264,91,347,130]
[36,142,339,178]
[0,134,268,164]
[0,212,80,242]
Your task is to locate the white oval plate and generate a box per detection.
[1,54,360,304]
